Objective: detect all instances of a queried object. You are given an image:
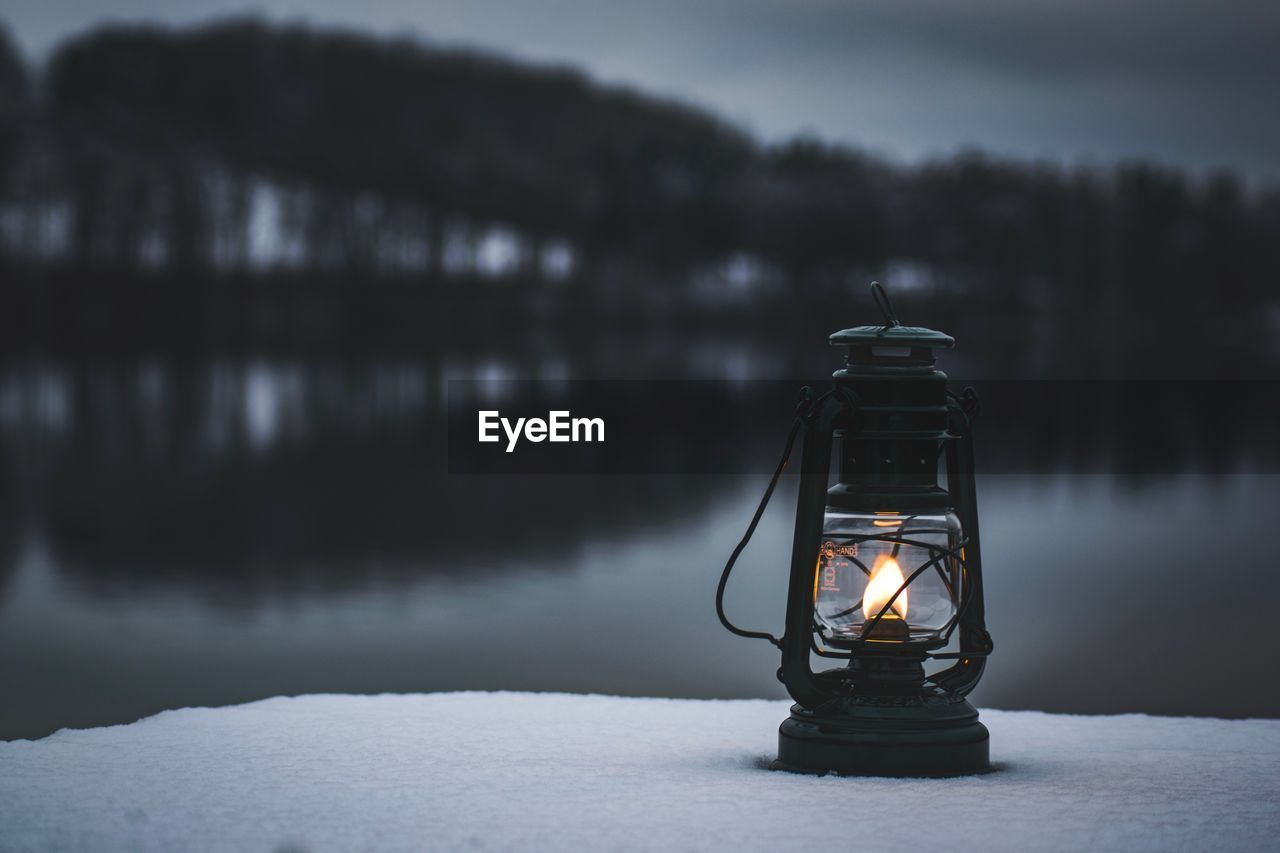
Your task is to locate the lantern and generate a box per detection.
[717,282,993,776]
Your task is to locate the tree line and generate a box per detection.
[0,19,1276,371]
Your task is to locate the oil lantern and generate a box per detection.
[717,282,993,776]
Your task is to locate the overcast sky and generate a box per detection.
[4,0,1278,178]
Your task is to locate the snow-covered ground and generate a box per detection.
[2,693,1277,852]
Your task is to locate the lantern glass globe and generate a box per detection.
[814,510,963,645]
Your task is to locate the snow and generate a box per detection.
[2,693,1278,852]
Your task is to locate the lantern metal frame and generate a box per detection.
[717,284,994,777]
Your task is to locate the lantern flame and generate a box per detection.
[862,556,909,620]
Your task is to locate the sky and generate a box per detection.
[3,0,1278,178]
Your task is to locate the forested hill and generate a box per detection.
[5,20,765,272]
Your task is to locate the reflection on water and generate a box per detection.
[1,357,1278,739]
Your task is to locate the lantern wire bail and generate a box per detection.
[713,395,807,648]
[870,280,901,329]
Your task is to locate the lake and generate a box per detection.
[1,355,1277,739]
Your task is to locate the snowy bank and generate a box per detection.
[2,693,1278,852]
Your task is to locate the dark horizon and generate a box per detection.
[1,18,1277,381]
[4,0,1280,180]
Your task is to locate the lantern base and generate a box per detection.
[774,699,990,777]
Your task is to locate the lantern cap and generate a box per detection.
[828,324,955,350]
[830,282,954,375]
[830,280,954,350]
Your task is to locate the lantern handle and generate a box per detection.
[870,280,901,329]
[714,390,817,648]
